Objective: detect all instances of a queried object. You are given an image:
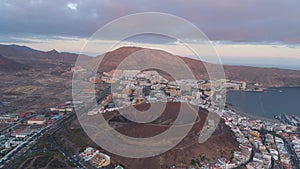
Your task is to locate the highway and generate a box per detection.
[3,112,86,169]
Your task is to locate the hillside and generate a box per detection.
[0,44,78,65]
[94,46,300,87]
[0,54,28,71]
[1,44,300,87]
[55,102,239,169]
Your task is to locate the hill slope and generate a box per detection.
[1,44,300,87]
[91,46,300,87]
[0,44,78,65]
[0,54,28,71]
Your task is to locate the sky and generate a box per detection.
[0,0,300,69]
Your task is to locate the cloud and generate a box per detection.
[0,0,299,44]
[67,2,77,10]
[2,29,299,68]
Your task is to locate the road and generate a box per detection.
[254,129,299,169]
[4,112,85,169]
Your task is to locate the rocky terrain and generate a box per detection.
[0,45,79,114]
[95,46,300,87]
[56,102,239,169]
[0,44,299,168]
[107,102,239,168]
[0,54,28,72]
[1,43,300,117]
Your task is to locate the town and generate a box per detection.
[0,68,299,169]
[0,100,124,169]
[86,69,300,169]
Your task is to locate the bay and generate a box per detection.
[226,87,300,120]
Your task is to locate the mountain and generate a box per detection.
[0,54,28,71]
[91,46,300,87]
[223,65,300,87]
[1,44,300,87]
[0,44,78,65]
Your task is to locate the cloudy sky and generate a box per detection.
[1,0,300,68]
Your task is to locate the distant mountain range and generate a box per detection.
[1,44,300,87]
[0,44,78,64]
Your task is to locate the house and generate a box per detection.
[27,117,46,125]
[90,153,111,168]
[0,115,18,123]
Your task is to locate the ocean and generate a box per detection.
[226,87,300,120]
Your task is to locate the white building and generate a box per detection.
[27,118,46,125]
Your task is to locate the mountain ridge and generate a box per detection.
[0,54,29,71]
[95,46,300,87]
[1,44,300,87]
[0,44,78,64]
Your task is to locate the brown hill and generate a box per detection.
[1,44,300,87]
[0,44,78,65]
[0,54,28,71]
[119,103,238,169]
[93,46,300,87]
[78,102,239,169]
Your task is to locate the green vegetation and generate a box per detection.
[190,158,198,166]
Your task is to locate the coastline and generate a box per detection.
[225,87,300,123]
[225,104,278,123]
